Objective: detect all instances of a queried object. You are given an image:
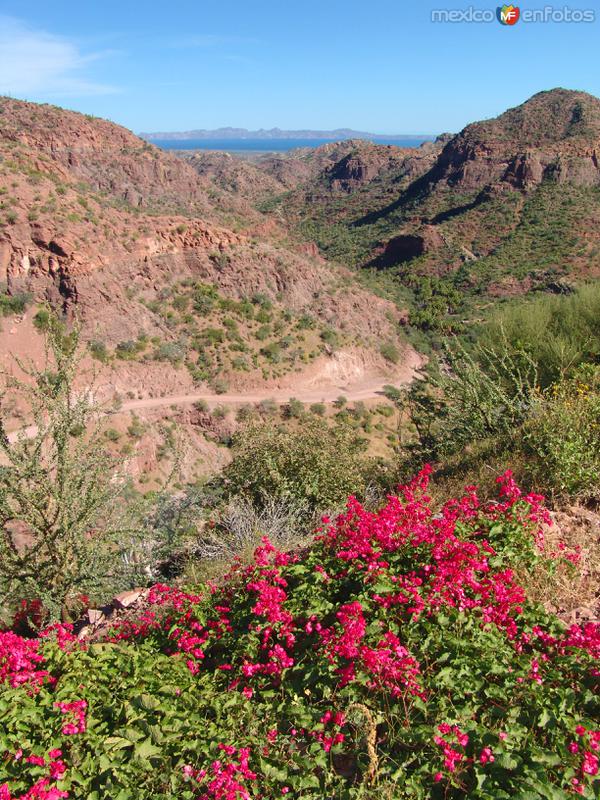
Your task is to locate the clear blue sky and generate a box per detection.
[0,0,598,134]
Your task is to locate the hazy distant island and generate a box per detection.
[139,126,434,141]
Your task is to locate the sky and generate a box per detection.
[0,0,598,135]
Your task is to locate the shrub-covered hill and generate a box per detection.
[1,470,599,800]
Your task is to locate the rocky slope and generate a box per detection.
[261,89,600,307]
[0,96,410,398]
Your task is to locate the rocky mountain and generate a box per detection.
[260,89,600,317]
[0,96,410,402]
[179,139,429,204]
[139,126,430,141]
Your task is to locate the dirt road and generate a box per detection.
[6,350,423,443]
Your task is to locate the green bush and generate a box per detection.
[225,418,368,511]
[406,341,537,464]
[283,397,304,419]
[481,283,600,388]
[522,365,600,501]
[212,379,229,395]
[261,341,281,363]
[255,325,271,341]
[0,291,32,317]
[380,341,400,364]
[0,321,148,622]
[88,340,109,362]
[201,327,225,345]
[320,328,338,348]
[153,341,186,364]
[127,415,145,439]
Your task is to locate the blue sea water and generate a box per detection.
[150,137,433,152]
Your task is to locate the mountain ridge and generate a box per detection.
[139,126,435,141]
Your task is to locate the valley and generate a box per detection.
[2,83,600,800]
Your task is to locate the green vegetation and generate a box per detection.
[1,472,598,799]
[224,418,368,511]
[480,283,600,387]
[0,291,32,317]
[0,322,147,623]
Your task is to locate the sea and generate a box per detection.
[150,137,434,152]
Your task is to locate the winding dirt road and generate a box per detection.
[6,349,423,443]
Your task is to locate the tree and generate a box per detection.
[0,317,145,624]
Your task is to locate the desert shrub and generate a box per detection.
[255,309,272,325]
[232,355,249,371]
[209,250,231,270]
[283,397,304,419]
[0,291,31,317]
[193,495,310,566]
[88,339,109,362]
[297,313,315,330]
[153,341,186,364]
[212,404,229,420]
[258,398,278,417]
[224,418,367,511]
[127,415,145,439]
[115,339,141,360]
[310,402,326,416]
[320,328,338,348]
[255,324,271,341]
[212,379,229,395]
[252,292,272,310]
[0,472,598,799]
[236,404,256,423]
[481,283,600,387]
[172,294,189,312]
[521,365,600,501]
[382,384,404,403]
[104,428,121,442]
[0,321,147,623]
[380,341,400,364]
[261,341,281,363]
[192,283,218,314]
[406,340,538,464]
[193,399,209,413]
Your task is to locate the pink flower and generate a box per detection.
[54,699,87,735]
[582,751,599,776]
[479,747,495,765]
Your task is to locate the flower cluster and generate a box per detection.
[433,723,469,774]
[0,632,50,689]
[182,745,257,800]
[0,749,68,800]
[54,700,87,735]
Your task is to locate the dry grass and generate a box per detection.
[525,505,600,623]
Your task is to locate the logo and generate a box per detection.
[497,4,520,24]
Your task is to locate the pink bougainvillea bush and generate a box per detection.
[0,469,598,799]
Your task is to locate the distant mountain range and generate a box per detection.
[139,127,434,141]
